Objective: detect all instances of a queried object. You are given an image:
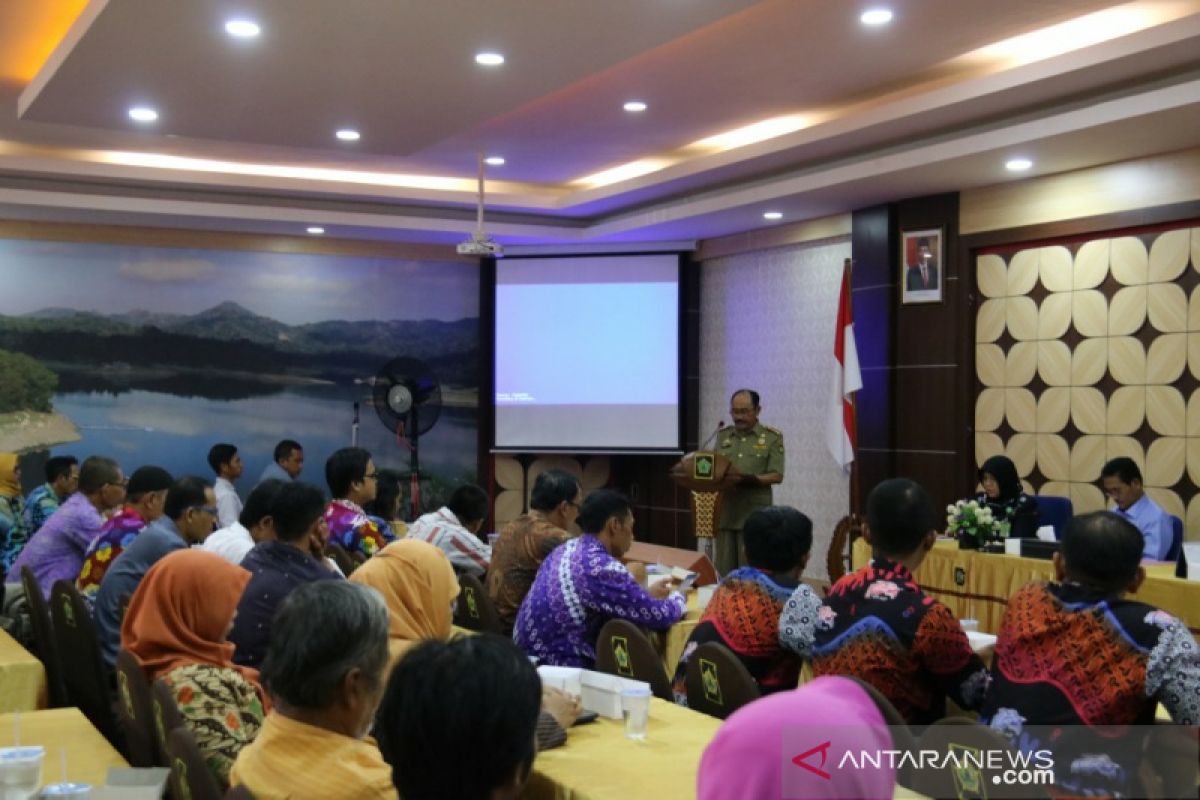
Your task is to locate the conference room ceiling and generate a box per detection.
[0,0,1198,246]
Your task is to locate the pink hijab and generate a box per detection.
[698,676,896,800]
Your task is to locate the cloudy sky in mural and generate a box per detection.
[0,239,478,324]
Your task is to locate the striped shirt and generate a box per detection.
[407,507,490,577]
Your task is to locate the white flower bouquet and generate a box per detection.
[946,499,1005,550]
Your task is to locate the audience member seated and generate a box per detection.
[515,490,686,668]
[323,448,393,560]
[230,482,341,669]
[258,439,303,484]
[973,454,1038,538]
[7,455,126,597]
[208,443,244,529]
[77,465,172,602]
[21,455,78,541]
[1101,457,1173,560]
[406,484,492,577]
[784,478,989,725]
[348,539,459,667]
[230,581,397,800]
[674,505,815,702]
[0,454,29,574]
[697,676,896,800]
[982,512,1198,795]
[376,636,542,800]
[364,469,407,539]
[203,480,284,565]
[486,469,581,634]
[95,476,216,665]
[122,549,266,784]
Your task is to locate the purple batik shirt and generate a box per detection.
[6,493,104,598]
[514,535,687,668]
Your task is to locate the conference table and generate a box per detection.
[0,628,47,712]
[851,538,1200,636]
[0,708,129,787]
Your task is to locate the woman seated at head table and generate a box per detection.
[349,539,581,748]
[972,455,1039,539]
[122,548,267,785]
[697,676,897,800]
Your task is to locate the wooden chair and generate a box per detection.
[49,580,122,749]
[912,718,1042,799]
[19,567,67,707]
[594,618,673,701]
[167,726,225,800]
[114,650,157,767]
[683,641,760,719]
[452,573,501,634]
[325,542,357,575]
[151,678,186,770]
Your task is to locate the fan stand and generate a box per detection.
[397,415,422,520]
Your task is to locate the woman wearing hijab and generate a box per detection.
[348,538,459,666]
[975,454,1039,539]
[697,676,897,800]
[122,548,267,784]
[0,454,29,573]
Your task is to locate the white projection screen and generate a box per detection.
[493,254,682,452]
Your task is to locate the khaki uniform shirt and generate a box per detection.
[716,422,785,531]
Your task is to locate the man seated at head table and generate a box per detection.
[781,478,989,725]
[486,468,582,634]
[515,489,687,668]
[673,505,817,702]
[1101,456,1174,560]
[406,483,492,577]
[376,635,544,800]
[230,580,398,800]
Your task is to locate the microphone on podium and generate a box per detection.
[698,420,725,451]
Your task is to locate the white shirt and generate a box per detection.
[214,477,243,530]
[203,521,255,565]
[407,507,491,576]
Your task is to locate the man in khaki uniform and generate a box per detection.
[715,389,784,575]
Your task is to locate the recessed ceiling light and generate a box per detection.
[224,19,261,38]
[475,52,505,66]
[1005,157,1034,172]
[128,106,158,123]
[335,129,361,142]
[763,211,783,220]
[306,226,325,235]
[860,8,894,25]
[623,101,648,113]
[484,156,506,166]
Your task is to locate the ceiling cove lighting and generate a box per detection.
[763,211,783,220]
[475,52,505,66]
[860,8,894,26]
[128,106,158,123]
[306,226,325,235]
[335,129,361,142]
[484,156,506,166]
[623,101,648,113]
[224,19,261,38]
[1005,157,1033,172]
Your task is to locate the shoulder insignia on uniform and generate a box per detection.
[762,425,782,437]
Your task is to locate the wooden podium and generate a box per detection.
[669,452,742,564]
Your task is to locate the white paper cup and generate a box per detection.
[1004,538,1021,556]
[960,618,980,633]
[0,746,44,800]
[621,688,652,741]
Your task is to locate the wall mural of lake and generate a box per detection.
[0,237,480,510]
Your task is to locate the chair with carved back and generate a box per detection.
[594,618,673,701]
[683,641,760,719]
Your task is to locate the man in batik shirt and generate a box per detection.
[77,466,172,602]
[20,456,78,540]
[781,478,989,725]
[322,448,393,560]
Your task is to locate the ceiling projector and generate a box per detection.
[457,234,504,257]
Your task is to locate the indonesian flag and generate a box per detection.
[827,260,862,470]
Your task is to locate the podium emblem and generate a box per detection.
[693,453,715,480]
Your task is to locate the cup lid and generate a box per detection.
[0,745,44,760]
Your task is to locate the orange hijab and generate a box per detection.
[0,454,19,498]
[121,548,263,697]
[349,539,459,663]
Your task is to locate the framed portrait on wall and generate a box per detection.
[900,227,943,304]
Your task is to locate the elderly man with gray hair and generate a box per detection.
[229,580,398,800]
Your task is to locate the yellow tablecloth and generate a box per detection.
[851,539,1200,636]
[658,593,701,675]
[0,627,47,712]
[0,707,128,787]
[524,697,721,800]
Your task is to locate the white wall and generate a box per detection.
[699,236,853,581]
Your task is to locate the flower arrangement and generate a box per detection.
[946,499,1007,549]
